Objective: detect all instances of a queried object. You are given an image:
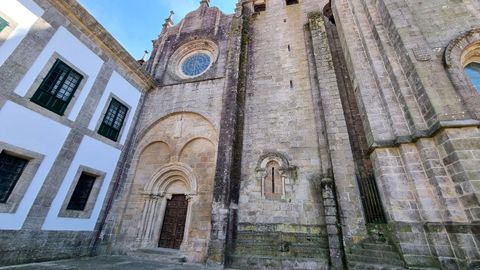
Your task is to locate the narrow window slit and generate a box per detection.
[272,167,275,193]
[290,80,294,88]
[288,45,291,52]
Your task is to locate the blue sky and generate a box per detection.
[77,0,236,59]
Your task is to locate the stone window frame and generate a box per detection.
[445,28,480,119]
[0,11,18,48]
[0,142,44,214]
[253,0,267,12]
[58,165,105,219]
[168,39,219,80]
[255,152,297,200]
[93,93,132,143]
[24,52,89,121]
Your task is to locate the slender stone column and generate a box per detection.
[137,194,164,247]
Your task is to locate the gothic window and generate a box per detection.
[66,172,97,211]
[181,53,212,77]
[465,62,480,91]
[0,151,28,203]
[98,98,128,142]
[31,59,83,115]
[0,16,8,32]
[264,161,283,199]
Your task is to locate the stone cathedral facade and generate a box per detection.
[0,0,480,269]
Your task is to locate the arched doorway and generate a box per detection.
[117,112,218,262]
[137,163,197,250]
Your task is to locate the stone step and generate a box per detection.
[135,247,181,256]
[127,248,189,264]
[361,242,396,252]
[408,267,440,270]
[349,247,403,260]
[230,255,329,270]
[348,254,405,267]
[348,262,407,270]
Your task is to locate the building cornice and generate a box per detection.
[47,0,156,90]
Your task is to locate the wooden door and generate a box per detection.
[158,195,188,249]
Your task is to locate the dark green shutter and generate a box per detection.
[98,98,128,142]
[0,17,9,33]
[31,59,83,115]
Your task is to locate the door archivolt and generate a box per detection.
[136,162,197,249]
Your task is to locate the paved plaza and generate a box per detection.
[0,256,216,270]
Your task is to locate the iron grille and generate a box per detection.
[357,174,386,224]
[0,152,28,203]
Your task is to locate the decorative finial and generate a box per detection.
[162,10,174,29]
[200,0,210,7]
[137,50,149,66]
[168,10,174,20]
[142,50,149,61]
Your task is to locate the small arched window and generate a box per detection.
[465,62,480,91]
[264,161,283,199]
[256,153,296,200]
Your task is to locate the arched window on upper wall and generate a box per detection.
[465,62,480,91]
[445,28,480,118]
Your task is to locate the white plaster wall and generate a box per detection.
[0,0,44,67]
[88,71,141,145]
[0,101,70,230]
[42,136,121,231]
[14,26,104,121]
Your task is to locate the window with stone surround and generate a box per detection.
[0,144,43,214]
[286,0,299,5]
[59,166,105,219]
[98,98,128,142]
[170,39,219,80]
[66,172,97,211]
[31,59,84,115]
[256,152,297,200]
[0,151,28,203]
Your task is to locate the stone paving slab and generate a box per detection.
[0,255,215,270]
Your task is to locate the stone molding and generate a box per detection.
[144,162,198,196]
[46,0,156,90]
